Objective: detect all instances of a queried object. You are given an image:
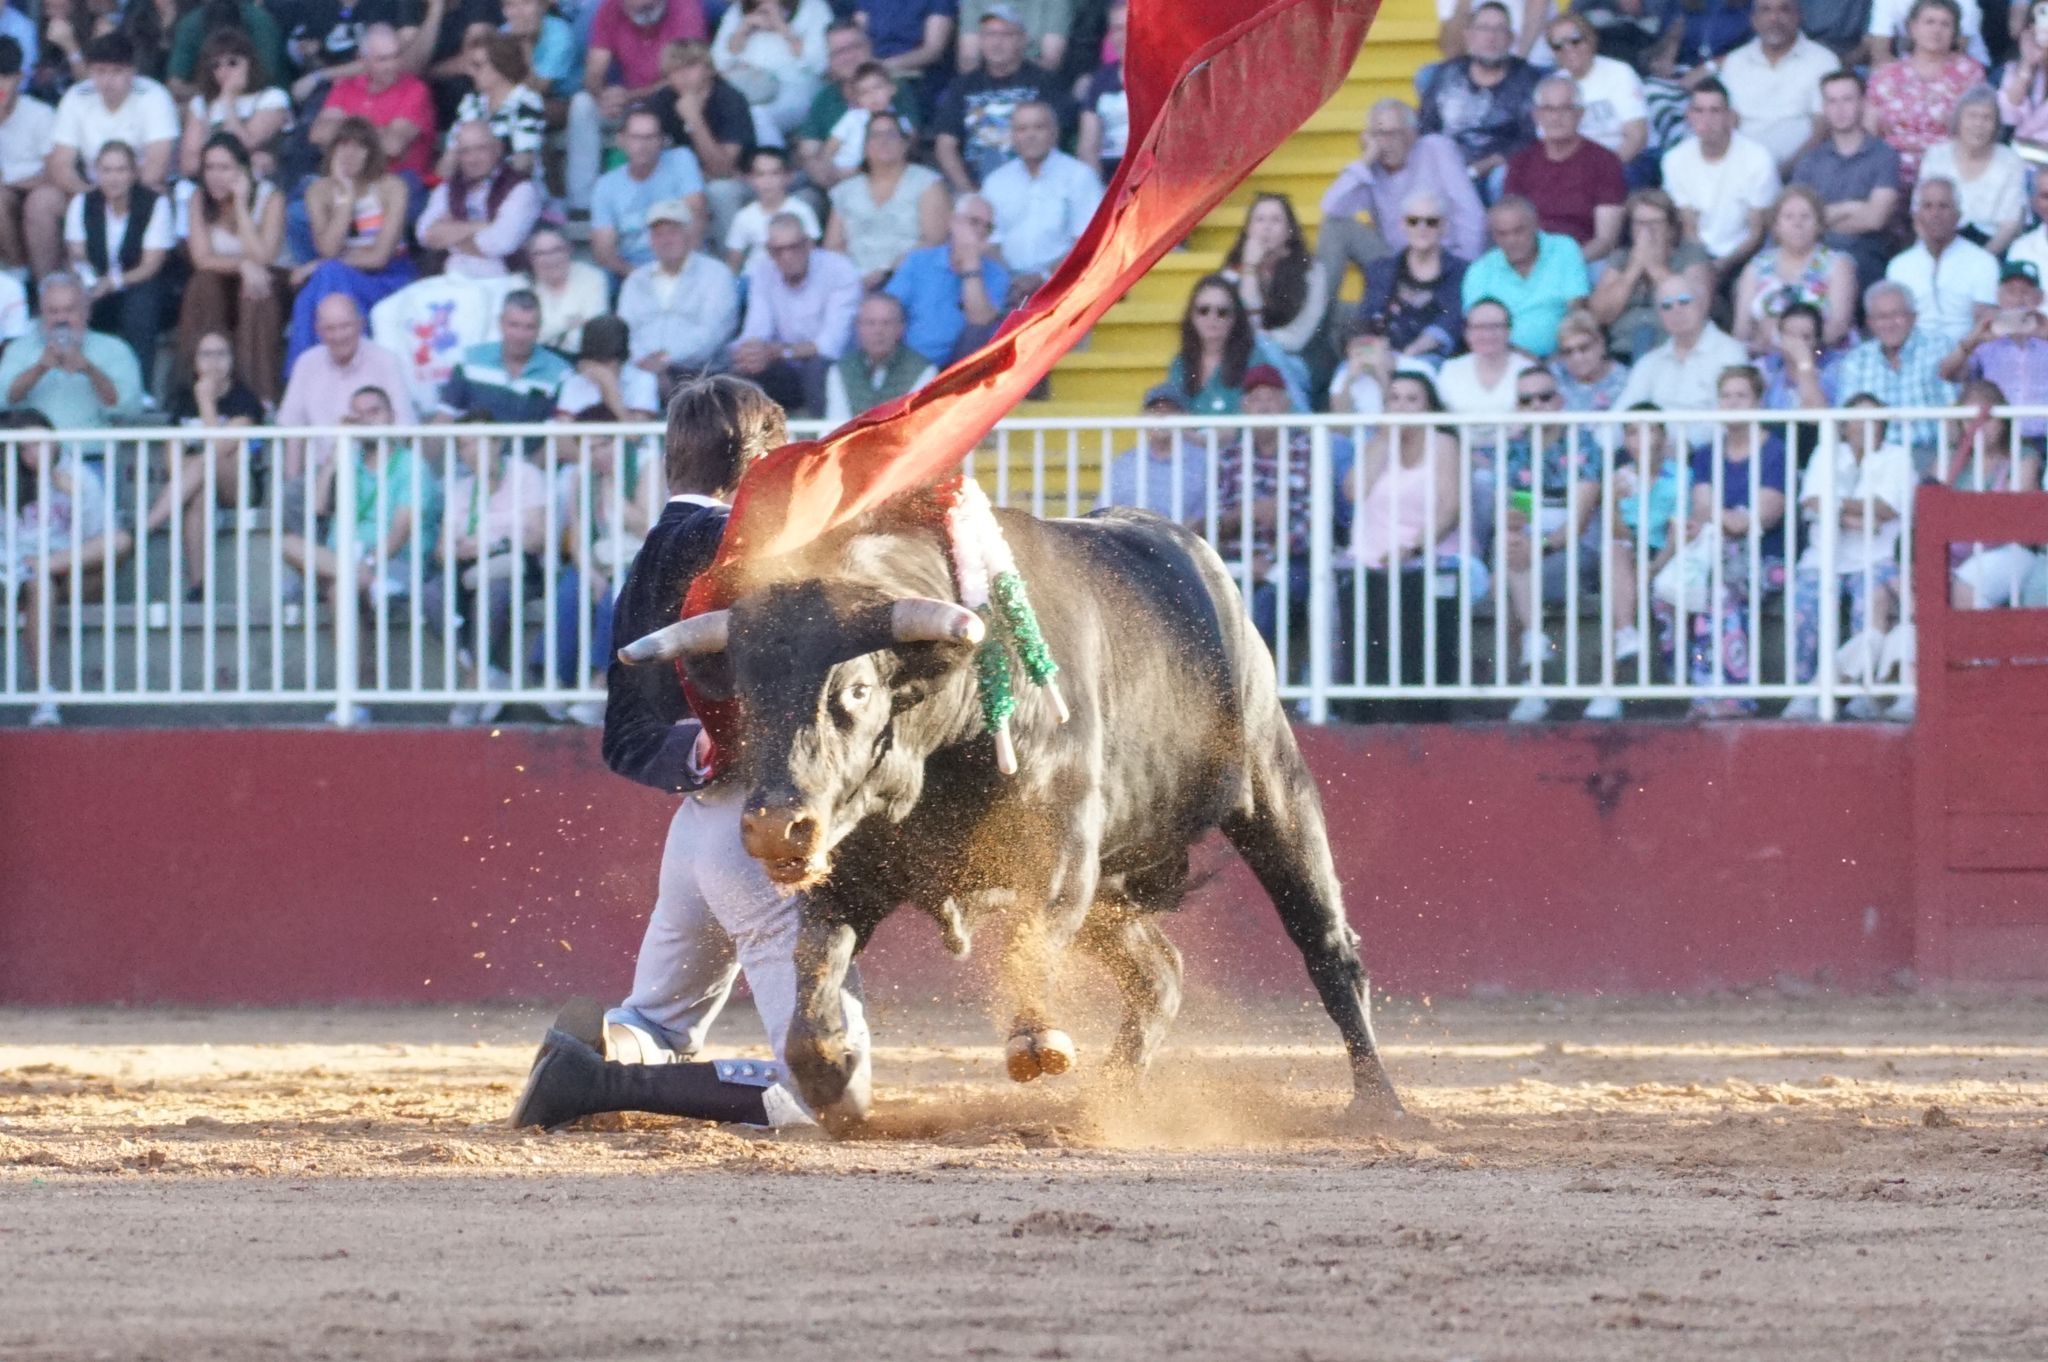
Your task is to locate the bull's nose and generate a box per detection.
[741,802,819,861]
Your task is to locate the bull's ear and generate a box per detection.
[886,631,976,705]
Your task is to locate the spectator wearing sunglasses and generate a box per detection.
[1496,366,1616,723]
[1356,189,1467,364]
[1550,308,1627,411]
[1541,14,1647,170]
[1615,271,1748,447]
[1502,72,1626,263]
[1167,276,1308,415]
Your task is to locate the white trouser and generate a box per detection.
[621,784,869,1085]
[564,91,612,212]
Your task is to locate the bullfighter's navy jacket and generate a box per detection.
[600,494,727,793]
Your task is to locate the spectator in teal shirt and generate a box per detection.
[280,384,445,604]
[503,0,582,101]
[1460,195,1591,358]
[0,273,143,433]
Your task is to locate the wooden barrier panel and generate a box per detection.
[0,723,1915,1006]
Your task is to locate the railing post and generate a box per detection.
[1816,413,1839,723]
[1307,420,1332,724]
[333,439,359,727]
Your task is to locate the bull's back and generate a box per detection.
[1004,508,1271,863]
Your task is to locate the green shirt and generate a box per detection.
[324,442,444,584]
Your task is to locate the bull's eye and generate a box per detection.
[840,682,874,711]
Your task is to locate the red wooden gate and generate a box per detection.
[1912,487,2048,987]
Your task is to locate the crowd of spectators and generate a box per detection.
[1108,0,2048,721]
[2,0,1136,724]
[8,0,2048,728]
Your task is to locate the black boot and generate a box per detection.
[508,1029,787,1130]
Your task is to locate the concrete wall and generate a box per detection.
[0,724,1914,1005]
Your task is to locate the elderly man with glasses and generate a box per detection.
[1319,97,1485,302]
[1503,73,1627,264]
[1615,271,1747,445]
[885,194,1011,366]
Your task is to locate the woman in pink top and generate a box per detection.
[1867,0,1985,190]
[1334,371,1464,717]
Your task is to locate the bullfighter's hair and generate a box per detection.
[662,375,788,499]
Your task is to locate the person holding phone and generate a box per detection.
[0,268,141,428]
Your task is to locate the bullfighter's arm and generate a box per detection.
[600,505,725,792]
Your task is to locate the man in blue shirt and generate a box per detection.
[590,106,709,280]
[1459,195,1590,358]
[434,291,572,424]
[886,194,1009,365]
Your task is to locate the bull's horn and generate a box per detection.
[618,610,731,664]
[891,598,985,644]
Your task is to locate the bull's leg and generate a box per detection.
[1076,908,1184,1079]
[997,803,1105,1084]
[1222,731,1404,1118]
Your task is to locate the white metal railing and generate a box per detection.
[3,410,2044,725]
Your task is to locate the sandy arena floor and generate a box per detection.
[2,991,2046,1361]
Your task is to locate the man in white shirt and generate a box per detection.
[23,33,177,277]
[1616,272,1749,446]
[1659,79,1781,282]
[0,36,53,276]
[1717,0,1833,171]
[1884,175,1998,348]
[980,99,1103,288]
[616,197,741,390]
[2000,174,2048,310]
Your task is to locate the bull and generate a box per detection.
[623,502,1402,1126]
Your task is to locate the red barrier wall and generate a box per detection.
[0,724,1914,1006]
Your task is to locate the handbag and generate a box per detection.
[1652,523,1719,614]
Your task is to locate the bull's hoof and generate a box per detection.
[1344,1089,1428,1134]
[1005,1030,1078,1083]
[1036,1030,1076,1075]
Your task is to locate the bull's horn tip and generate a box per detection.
[1045,680,1071,725]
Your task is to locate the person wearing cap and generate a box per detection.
[1940,260,2048,449]
[590,105,710,283]
[555,316,664,420]
[617,195,741,392]
[956,0,1070,74]
[1098,382,1211,523]
[932,4,1071,193]
[822,291,935,423]
[1883,175,1997,350]
[1215,364,1316,666]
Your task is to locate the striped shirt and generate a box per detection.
[436,340,571,423]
